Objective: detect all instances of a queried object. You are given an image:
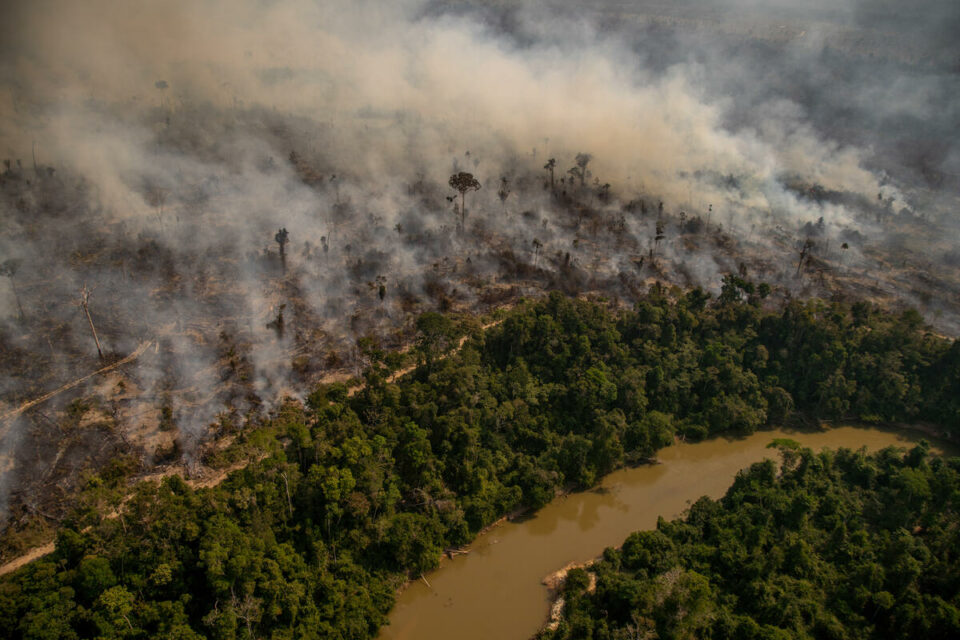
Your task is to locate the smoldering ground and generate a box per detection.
[0,0,958,523]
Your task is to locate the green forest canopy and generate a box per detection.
[1,283,958,639]
[540,443,960,640]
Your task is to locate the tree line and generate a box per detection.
[0,283,957,639]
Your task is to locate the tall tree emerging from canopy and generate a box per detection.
[414,311,456,371]
[448,172,481,231]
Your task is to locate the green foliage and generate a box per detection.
[1,287,957,639]
[540,446,960,640]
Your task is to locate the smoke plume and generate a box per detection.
[1,0,958,521]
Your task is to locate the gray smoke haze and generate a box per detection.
[1,0,947,207]
[1,0,958,520]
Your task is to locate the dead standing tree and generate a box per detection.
[266,304,285,339]
[543,158,556,192]
[330,174,340,204]
[275,227,290,274]
[448,172,481,232]
[498,177,511,214]
[532,238,543,268]
[147,186,169,232]
[155,80,168,109]
[796,238,815,278]
[567,152,592,189]
[376,275,387,302]
[78,284,104,359]
[0,259,24,321]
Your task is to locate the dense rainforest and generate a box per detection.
[1,282,958,639]
[540,442,960,640]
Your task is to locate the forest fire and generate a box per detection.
[0,0,958,607]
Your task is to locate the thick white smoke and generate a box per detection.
[0,0,957,521]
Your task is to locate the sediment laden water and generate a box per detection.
[380,425,955,640]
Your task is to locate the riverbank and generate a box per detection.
[379,425,956,640]
[388,505,532,601]
[541,559,599,632]
[535,444,959,640]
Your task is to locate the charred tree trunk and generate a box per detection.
[275,228,289,274]
[9,277,24,321]
[796,239,814,278]
[79,285,103,359]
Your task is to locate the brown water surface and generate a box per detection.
[379,425,954,640]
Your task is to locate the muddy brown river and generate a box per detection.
[379,425,955,640]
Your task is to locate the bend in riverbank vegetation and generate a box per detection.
[539,442,960,640]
